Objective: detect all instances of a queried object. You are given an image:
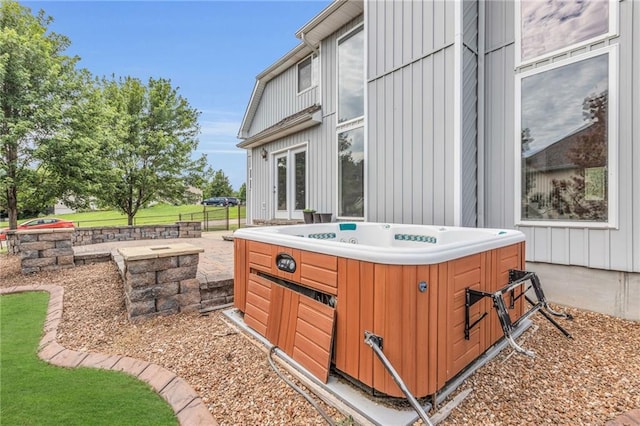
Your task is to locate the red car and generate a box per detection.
[0,218,75,240]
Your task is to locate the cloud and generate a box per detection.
[199,120,241,138]
[522,53,608,150]
[521,0,609,61]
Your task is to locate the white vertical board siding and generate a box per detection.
[483,0,639,273]
[246,16,362,222]
[633,0,640,272]
[248,65,318,136]
[367,0,458,226]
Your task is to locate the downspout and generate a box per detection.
[299,32,319,56]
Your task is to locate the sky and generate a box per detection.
[521,50,608,154]
[520,0,609,62]
[22,0,332,190]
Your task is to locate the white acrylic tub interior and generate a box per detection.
[234,223,524,265]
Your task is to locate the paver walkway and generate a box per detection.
[0,284,217,426]
[72,230,235,285]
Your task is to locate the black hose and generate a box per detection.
[267,345,336,426]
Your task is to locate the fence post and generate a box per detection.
[226,206,230,231]
[179,213,182,221]
[237,204,241,229]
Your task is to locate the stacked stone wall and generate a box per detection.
[200,279,234,309]
[119,244,204,322]
[17,229,74,274]
[73,221,201,246]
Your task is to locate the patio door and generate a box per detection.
[273,146,307,220]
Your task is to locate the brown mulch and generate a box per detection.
[1,255,638,425]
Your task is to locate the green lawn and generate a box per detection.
[0,203,245,228]
[0,292,178,426]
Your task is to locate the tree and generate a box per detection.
[96,76,206,225]
[550,90,608,220]
[236,182,246,201]
[205,168,233,197]
[1,1,98,229]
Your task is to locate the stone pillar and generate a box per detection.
[177,221,202,238]
[18,229,75,274]
[118,243,204,322]
[4,230,19,255]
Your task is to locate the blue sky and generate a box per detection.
[22,0,331,190]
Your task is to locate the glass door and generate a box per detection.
[273,147,307,220]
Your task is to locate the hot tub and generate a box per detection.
[233,223,526,399]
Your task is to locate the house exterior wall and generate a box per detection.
[248,63,319,136]
[366,0,470,226]
[246,16,362,223]
[483,0,639,274]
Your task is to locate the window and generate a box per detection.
[337,25,364,218]
[517,0,616,65]
[338,127,364,217]
[297,55,317,94]
[515,0,618,227]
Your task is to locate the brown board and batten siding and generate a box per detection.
[483,0,640,274]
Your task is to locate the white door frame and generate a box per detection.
[271,143,308,220]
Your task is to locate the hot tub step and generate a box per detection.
[465,269,573,357]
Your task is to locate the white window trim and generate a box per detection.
[514,0,618,68]
[296,54,318,96]
[335,23,366,221]
[514,45,619,229]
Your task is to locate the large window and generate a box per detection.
[337,25,364,218]
[338,127,364,217]
[515,0,617,227]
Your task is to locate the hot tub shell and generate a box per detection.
[233,223,526,399]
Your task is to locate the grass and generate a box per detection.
[0,203,246,228]
[0,292,178,426]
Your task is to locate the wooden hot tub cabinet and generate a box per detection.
[233,238,525,399]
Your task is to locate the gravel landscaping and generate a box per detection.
[1,255,638,425]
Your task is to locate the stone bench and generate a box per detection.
[118,243,204,322]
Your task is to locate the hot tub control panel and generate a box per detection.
[276,253,297,273]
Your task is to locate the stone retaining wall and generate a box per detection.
[200,279,234,309]
[118,243,204,322]
[5,221,201,255]
[17,229,75,274]
[73,221,201,246]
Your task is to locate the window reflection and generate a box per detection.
[277,156,287,211]
[294,151,306,210]
[298,57,312,93]
[521,53,609,221]
[338,27,364,123]
[338,128,364,217]
[521,0,609,61]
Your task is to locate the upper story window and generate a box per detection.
[518,0,616,65]
[297,54,318,94]
[337,26,364,124]
[337,25,365,219]
[515,0,618,228]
